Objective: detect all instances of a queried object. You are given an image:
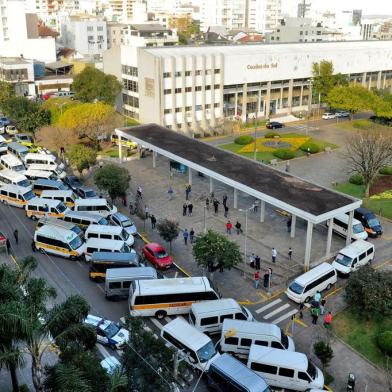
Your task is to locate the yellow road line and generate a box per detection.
[294,318,308,327]
[172,262,191,277]
[238,288,286,306]
[375,259,392,270]
[138,232,150,244]
[324,286,342,300]
[324,384,333,391]
[10,254,20,269]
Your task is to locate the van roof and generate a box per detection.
[25,152,56,161]
[33,179,67,188]
[105,266,156,280]
[248,345,308,371]
[27,197,64,207]
[163,317,211,351]
[355,207,374,217]
[8,142,28,152]
[38,217,77,229]
[85,238,126,249]
[222,319,281,337]
[86,225,122,234]
[0,169,27,180]
[75,198,109,206]
[1,154,23,164]
[64,210,106,221]
[36,224,78,241]
[293,262,335,287]
[24,169,53,178]
[338,239,373,258]
[335,213,362,226]
[136,277,210,295]
[211,353,269,391]
[0,184,33,194]
[191,298,239,314]
[91,251,138,263]
[41,189,74,197]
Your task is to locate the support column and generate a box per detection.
[362,72,367,87]
[233,188,238,209]
[209,177,214,194]
[118,141,122,161]
[287,79,293,113]
[242,82,248,123]
[260,200,265,222]
[304,221,313,271]
[326,218,333,257]
[188,167,192,185]
[234,92,238,117]
[152,151,156,168]
[290,215,296,238]
[265,81,271,119]
[377,71,382,90]
[346,210,354,245]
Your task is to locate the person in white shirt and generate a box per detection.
[271,247,277,263]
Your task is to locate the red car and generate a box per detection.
[142,242,173,269]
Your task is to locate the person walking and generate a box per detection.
[311,306,319,325]
[222,194,228,207]
[249,253,256,268]
[226,220,233,234]
[224,204,229,218]
[185,184,192,200]
[299,302,304,319]
[254,270,260,289]
[288,247,293,261]
[320,299,326,315]
[167,186,174,200]
[255,255,261,270]
[235,221,242,235]
[205,197,210,211]
[263,270,270,290]
[13,229,18,245]
[323,312,332,328]
[314,291,321,308]
[150,214,157,229]
[271,247,277,263]
[189,228,195,244]
[285,161,290,173]
[137,186,143,199]
[31,239,36,252]
[182,202,188,216]
[183,229,189,245]
[213,199,220,214]
[286,217,292,232]
[6,238,11,254]
[188,203,193,216]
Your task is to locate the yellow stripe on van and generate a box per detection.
[132,301,193,311]
[35,241,78,256]
[26,211,65,218]
[0,195,26,206]
[89,272,106,279]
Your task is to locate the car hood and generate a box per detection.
[111,328,129,346]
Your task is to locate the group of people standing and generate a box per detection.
[302,291,332,328]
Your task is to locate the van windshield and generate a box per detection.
[307,361,317,380]
[197,341,216,363]
[121,229,129,240]
[69,236,83,250]
[14,165,25,172]
[156,249,169,259]
[57,203,67,213]
[353,223,364,234]
[335,253,353,267]
[122,219,134,228]
[281,330,289,349]
[23,190,35,201]
[98,218,109,225]
[288,281,304,294]
[17,179,30,187]
[71,226,83,237]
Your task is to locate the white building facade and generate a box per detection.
[111,41,392,135]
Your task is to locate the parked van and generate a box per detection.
[85,238,132,261]
[26,198,69,220]
[286,262,337,303]
[0,154,25,172]
[0,135,7,155]
[353,207,383,237]
[89,251,140,281]
[41,190,76,208]
[62,211,108,230]
[111,134,137,149]
[207,353,271,392]
[327,214,368,241]
[0,169,31,188]
[332,240,374,276]
[34,224,86,260]
[24,153,57,167]
[32,179,68,196]
[36,217,84,240]
[220,319,295,357]
[161,318,221,372]
[52,91,74,98]
[74,198,117,218]
[27,163,66,179]
[24,169,55,181]
[0,184,36,207]
[189,298,254,334]
[7,142,29,160]
[85,225,134,247]
[247,345,324,391]
[105,266,157,300]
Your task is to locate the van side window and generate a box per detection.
[9,192,16,198]
[298,371,311,382]
[366,248,373,256]
[88,233,99,238]
[279,367,294,378]
[162,331,183,350]
[234,312,247,320]
[358,252,366,261]
[87,247,97,253]
[109,282,121,289]
[240,338,251,347]
[101,234,112,239]
[200,316,218,326]
[271,341,283,349]
[255,340,268,346]
[220,314,233,323]
[224,336,238,345]
[123,281,132,289]
[250,363,277,374]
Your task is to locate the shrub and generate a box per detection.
[300,141,320,154]
[379,166,392,175]
[376,331,392,356]
[349,173,364,185]
[265,131,280,138]
[273,149,295,160]
[234,135,254,145]
[352,119,372,130]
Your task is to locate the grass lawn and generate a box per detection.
[338,119,391,132]
[124,117,140,126]
[334,183,365,199]
[334,310,391,368]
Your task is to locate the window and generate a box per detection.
[109,282,121,289]
[175,108,181,113]
[195,70,201,76]
[175,71,181,77]
[271,341,283,349]
[195,86,202,91]
[97,26,103,31]
[359,252,366,261]
[164,109,171,114]
[367,248,373,256]
[175,88,182,94]
[123,79,138,92]
[279,367,294,378]
[121,66,138,76]
[298,371,311,382]
[214,103,219,108]
[224,336,238,345]
[220,314,233,322]
[185,71,191,76]
[163,72,171,78]
[214,69,220,74]
[255,340,268,346]
[200,316,218,326]
[87,26,93,31]
[300,31,303,35]
[164,89,171,95]
[185,106,191,111]
[235,312,247,320]
[101,234,112,239]
[205,85,211,90]
[205,104,211,109]
[250,363,277,374]
[88,35,94,41]
[185,87,192,92]
[240,338,252,347]
[214,84,220,89]
[88,233,98,238]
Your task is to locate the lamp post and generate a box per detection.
[253,115,257,161]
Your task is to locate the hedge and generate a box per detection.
[300,141,320,154]
[379,166,392,175]
[234,135,254,145]
[265,132,280,138]
[273,149,295,160]
[376,331,392,356]
[349,173,364,185]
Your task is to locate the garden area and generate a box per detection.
[220,132,338,163]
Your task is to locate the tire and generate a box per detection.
[31,215,38,221]
[155,310,167,320]
[305,296,311,303]
[326,283,332,290]
[39,247,46,254]
[2,200,8,205]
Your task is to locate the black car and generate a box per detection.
[266,121,283,129]
[64,175,83,192]
[76,187,98,199]
[353,207,383,237]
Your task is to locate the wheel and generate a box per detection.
[304,296,311,303]
[326,283,332,290]
[31,215,38,221]
[2,200,8,205]
[155,310,167,320]
[39,247,46,254]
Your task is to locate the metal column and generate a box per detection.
[188,168,192,185]
[260,200,265,222]
[152,151,157,168]
[326,218,333,257]
[304,221,313,271]
[233,188,238,209]
[290,215,296,238]
[346,210,354,245]
[209,177,214,194]
[118,142,122,161]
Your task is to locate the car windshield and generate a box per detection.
[69,235,83,250]
[57,203,67,213]
[289,281,304,294]
[23,190,35,201]
[14,165,25,172]
[121,229,129,240]
[98,218,109,225]
[17,179,30,187]
[307,361,317,380]
[353,223,365,234]
[156,249,168,259]
[335,253,352,267]
[281,330,289,349]
[121,218,134,228]
[197,341,216,363]
[368,218,380,228]
[103,322,120,338]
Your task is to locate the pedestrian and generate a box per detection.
[263,271,270,290]
[224,204,229,218]
[285,160,290,173]
[144,205,149,219]
[320,299,326,315]
[307,147,311,157]
[222,194,228,207]
[183,229,189,245]
[268,268,273,287]
[286,217,292,232]
[311,306,319,325]
[13,229,18,245]
[288,247,293,261]
[323,312,332,328]
[44,204,49,218]
[183,202,187,216]
[254,270,260,289]
[255,255,261,270]
[31,239,36,252]
[6,238,11,254]
[299,302,304,319]
[219,263,224,273]
[129,201,134,214]
[150,214,156,229]
[122,194,127,207]
[235,221,242,234]
[213,199,220,214]
[205,197,210,210]
[248,253,256,268]
[226,220,233,234]
[185,184,192,200]
[189,228,195,244]
[167,186,174,200]
[137,186,143,198]
[188,203,193,216]
[271,247,277,263]
[314,291,321,308]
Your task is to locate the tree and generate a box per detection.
[42,97,80,124]
[156,218,180,252]
[35,125,78,154]
[66,144,97,173]
[0,81,15,105]
[313,341,334,370]
[94,163,131,201]
[344,130,392,197]
[72,67,122,105]
[192,230,242,272]
[345,265,392,318]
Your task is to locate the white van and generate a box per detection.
[74,198,117,218]
[247,345,324,391]
[84,238,132,261]
[62,211,109,230]
[24,169,55,181]
[286,262,337,303]
[0,154,25,172]
[24,153,57,167]
[41,190,76,208]
[327,214,368,241]
[26,198,69,220]
[36,217,84,240]
[161,318,221,372]
[34,224,86,260]
[332,240,374,276]
[0,169,31,188]
[0,184,36,208]
[27,163,66,179]
[0,135,7,155]
[189,298,254,334]
[220,319,295,357]
[85,225,134,247]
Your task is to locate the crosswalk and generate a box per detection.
[254,298,298,325]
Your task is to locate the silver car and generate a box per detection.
[109,212,137,235]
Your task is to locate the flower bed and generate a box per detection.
[239,137,310,153]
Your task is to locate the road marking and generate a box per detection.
[271,309,298,324]
[294,318,308,327]
[375,259,392,270]
[324,287,342,299]
[150,317,164,330]
[263,303,290,319]
[255,298,282,314]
